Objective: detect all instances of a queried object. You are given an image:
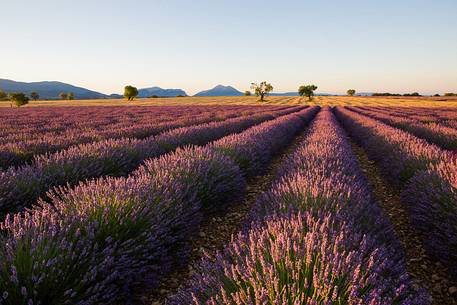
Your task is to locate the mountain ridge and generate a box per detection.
[0,78,107,99]
[194,85,243,97]
[138,87,187,97]
[0,78,339,99]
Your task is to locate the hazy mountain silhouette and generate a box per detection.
[0,78,107,99]
[137,87,187,97]
[194,85,243,97]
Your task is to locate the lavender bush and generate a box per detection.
[0,106,318,304]
[210,107,319,175]
[171,108,428,305]
[0,107,303,216]
[0,146,243,305]
[335,106,457,282]
[402,159,457,279]
[333,107,449,186]
[0,105,294,168]
[348,107,457,150]
[172,212,423,305]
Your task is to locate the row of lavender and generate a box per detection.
[0,108,225,168]
[0,105,274,137]
[334,107,457,280]
[0,106,304,216]
[171,108,427,304]
[0,106,211,137]
[348,107,457,150]
[0,107,319,305]
[358,106,457,130]
[365,106,457,122]
[0,106,289,168]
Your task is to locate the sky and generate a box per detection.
[1,0,456,95]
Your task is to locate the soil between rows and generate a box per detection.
[349,140,457,305]
[126,124,312,305]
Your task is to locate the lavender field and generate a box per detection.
[0,105,456,305]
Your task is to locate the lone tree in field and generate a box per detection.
[251,82,273,102]
[347,89,356,96]
[9,92,29,107]
[68,92,74,100]
[59,92,68,100]
[30,91,39,101]
[124,85,139,101]
[244,90,251,96]
[298,85,318,101]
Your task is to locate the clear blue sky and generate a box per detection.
[1,0,456,95]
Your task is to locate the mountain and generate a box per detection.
[194,85,243,97]
[109,93,124,99]
[137,87,187,98]
[0,78,107,99]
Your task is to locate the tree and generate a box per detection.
[250,82,273,101]
[244,91,251,96]
[124,85,138,101]
[59,92,68,100]
[68,92,74,100]
[298,85,318,101]
[9,92,29,107]
[347,89,356,96]
[30,91,39,101]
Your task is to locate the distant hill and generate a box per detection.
[194,85,243,97]
[109,93,123,99]
[0,78,107,99]
[137,87,187,98]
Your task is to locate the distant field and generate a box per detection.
[2,95,457,107]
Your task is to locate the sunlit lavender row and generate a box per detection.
[335,107,457,281]
[0,106,305,216]
[0,107,319,305]
[171,107,428,304]
[0,106,291,168]
[348,107,457,150]
[361,106,457,122]
[0,105,289,137]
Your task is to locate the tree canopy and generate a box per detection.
[298,85,318,100]
[124,85,139,101]
[347,89,356,96]
[250,82,273,101]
